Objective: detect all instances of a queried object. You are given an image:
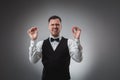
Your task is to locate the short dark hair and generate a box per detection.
[48,15,62,23]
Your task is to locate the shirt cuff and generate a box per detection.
[74,39,80,44]
[74,39,82,49]
[30,40,35,47]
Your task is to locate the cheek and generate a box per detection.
[48,26,52,31]
[59,26,62,30]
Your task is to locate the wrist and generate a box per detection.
[74,38,80,43]
[30,40,35,47]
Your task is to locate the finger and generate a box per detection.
[33,27,37,30]
[74,26,81,32]
[27,30,29,34]
[72,27,75,33]
[77,27,81,32]
[31,27,38,32]
[27,28,32,34]
[72,26,77,33]
[27,27,37,34]
[77,27,81,31]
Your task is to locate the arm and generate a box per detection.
[29,40,43,63]
[68,39,83,62]
[69,26,83,62]
[27,27,42,63]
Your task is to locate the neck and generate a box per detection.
[50,34,60,39]
[51,34,59,37]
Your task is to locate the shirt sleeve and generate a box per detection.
[29,40,43,63]
[68,39,83,62]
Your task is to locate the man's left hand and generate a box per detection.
[72,26,81,39]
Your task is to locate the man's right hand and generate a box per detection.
[27,27,38,40]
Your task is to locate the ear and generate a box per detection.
[60,24,62,29]
[48,23,50,30]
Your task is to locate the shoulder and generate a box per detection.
[61,36,74,42]
[36,40,44,46]
[36,38,50,47]
[61,37,73,46]
[61,36,68,40]
[43,38,49,43]
[41,38,50,46]
[35,38,50,46]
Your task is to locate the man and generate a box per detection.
[27,15,83,80]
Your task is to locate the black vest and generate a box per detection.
[42,37,70,80]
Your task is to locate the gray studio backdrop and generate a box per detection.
[1,0,120,80]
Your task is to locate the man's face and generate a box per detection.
[48,19,62,37]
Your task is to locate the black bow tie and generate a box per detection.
[51,38,59,42]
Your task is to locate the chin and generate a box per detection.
[52,34,59,37]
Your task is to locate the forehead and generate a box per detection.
[49,19,61,24]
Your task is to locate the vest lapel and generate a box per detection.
[47,37,65,52]
[54,37,64,52]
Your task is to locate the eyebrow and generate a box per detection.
[51,23,60,25]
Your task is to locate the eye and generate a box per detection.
[56,24,60,26]
[51,24,54,26]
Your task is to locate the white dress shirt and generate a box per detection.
[29,35,83,63]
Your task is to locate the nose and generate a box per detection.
[53,24,58,28]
